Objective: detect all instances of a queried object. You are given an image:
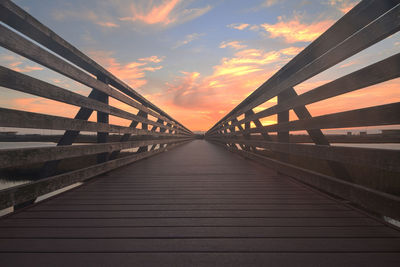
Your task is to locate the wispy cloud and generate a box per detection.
[280,46,304,55]
[120,0,211,27]
[261,16,334,43]
[173,33,204,49]
[96,22,120,28]
[228,23,250,30]
[262,0,280,7]
[88,50,164,88]
[139,55,164,63]
[327,0,359,14]
[1,53,43,73]
[52,9,120,28]
[220,41,247,50]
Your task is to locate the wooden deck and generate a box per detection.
[0,140,399,266]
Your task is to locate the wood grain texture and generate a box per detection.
[0,140,399,266]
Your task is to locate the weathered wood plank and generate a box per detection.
[1,238,399,252]
[0,138,189,168]
[230,102,400,134]
[1,252,399,267]
[209,137,400,172]
[0,217,382,228]
[0,107,186,137]
[1,226,398,238]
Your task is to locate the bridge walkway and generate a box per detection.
[0,140,399,266]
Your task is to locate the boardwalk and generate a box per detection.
[0,140,399,266]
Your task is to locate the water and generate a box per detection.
[331,143,400,150]
[0,141,56,150]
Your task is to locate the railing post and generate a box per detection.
[276,90,290,165]
[137,112,149,153]
[277,90,290,143]
[96,75,109,163]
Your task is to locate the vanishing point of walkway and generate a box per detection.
[0,140,399,266]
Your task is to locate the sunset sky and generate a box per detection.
[0,0,399,132]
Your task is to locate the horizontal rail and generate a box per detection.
[209,1,400,131]
[0,24,189,134]
[0,140,190,210]
[209,137,400,172]
[214,53,400,133]
[0,108,187,137]
[0,67,186,134]
[224,103,400,135]
[0,138,190,169]
[0,0,190,133]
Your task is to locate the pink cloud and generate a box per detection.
[0,53,44,73]
[96,21,120,28]
[220,41,247,50]
[228,23,250,30]
[88,51,164,88]
[261,16,334,43]
[121,0,179,25]
[120,0,211,26]
[328,0,359,14]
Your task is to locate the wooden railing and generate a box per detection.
[0,0,193,210]
[206,0,400,220]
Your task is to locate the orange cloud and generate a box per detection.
[88,51,163,88]
[228,23,250,30]
[12,97,79,119]
[261,16,334,43]
[121,0,179,25]
[220,41,247,50]
[120,0,211,26]
[173,33,204,49]
[280,46,304,56]
[0,53,43,73]
[146,46,299,130]
[96,22,120,28]
[328,0,359,14]
[306,78,400,117]
[139,55,164,63]
[52,9,120,28]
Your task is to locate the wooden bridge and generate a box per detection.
[0,0,399,266]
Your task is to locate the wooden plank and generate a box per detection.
[31,204,350,211]
[210,137,400,172]
[1,252,399,267]
[11,210,363,219]
[0,138,188,168]
[0,238,399,252]
[234,102,400,134]
[0,217,382,228]
[0,107,186,137]
[1,226,398,238]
